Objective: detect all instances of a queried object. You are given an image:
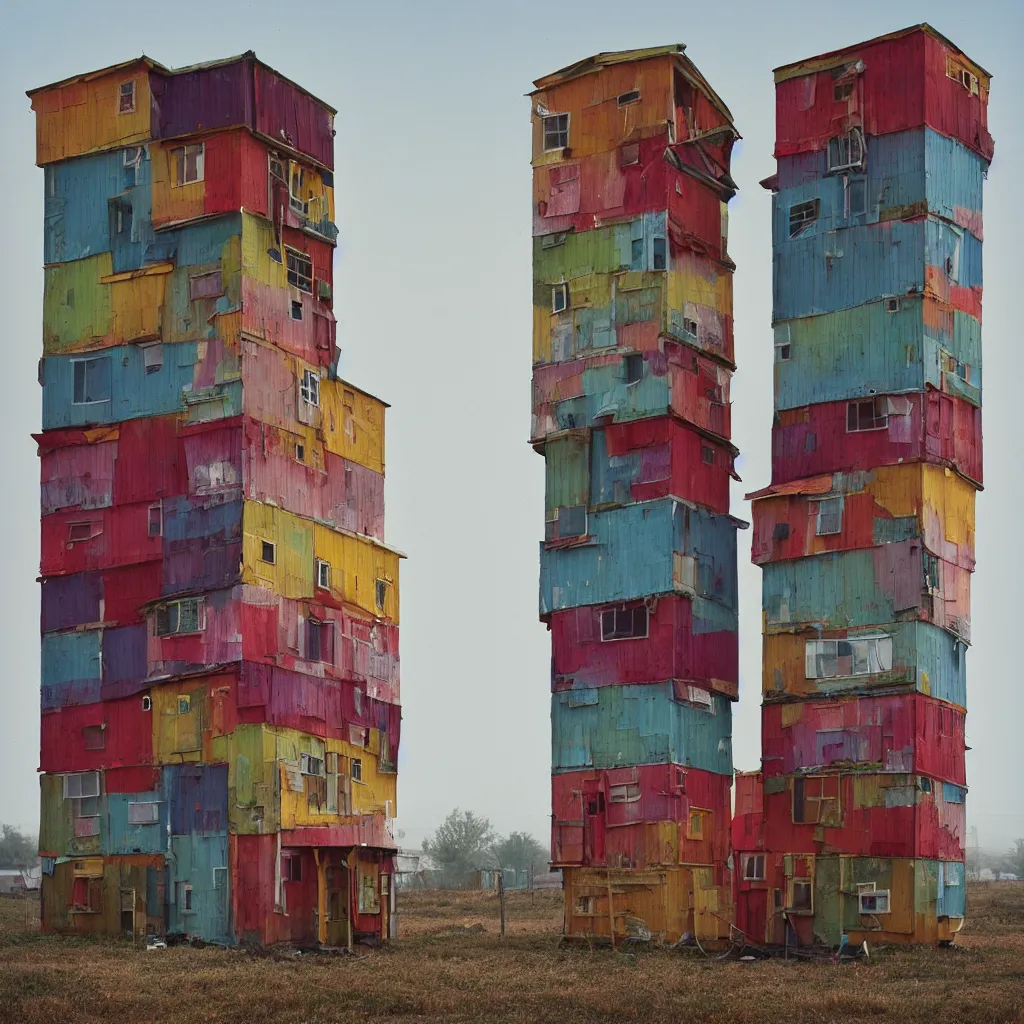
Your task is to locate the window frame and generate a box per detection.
[789,878,813,914]
[826,129,865,174]
[260,539,277,565]
[804,635,893,680]
[742,853,766,881]
[542,113,570,151]
[652,235,667,270]
[858,888,891,914]
[374,578,389,612]
[351,757,363,782]
[63,771,101,800]
[788,199,820,238]
[286,247,314,293]
[847,397,889,433]
[118,80,136,115]
[71,356,111,406]
[552,282,569,314]
[316,558,331,590]
[815,496,843,536]
[147,501,163,538]
[617,90,641,106]
[299,368,320,408]
[171,143,205,187]
[608,783,642,804]
[600,604,649,642]
[154,597,205,637]
[127,801,161,825]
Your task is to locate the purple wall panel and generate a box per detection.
[41,572,103,632]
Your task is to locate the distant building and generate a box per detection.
[29,53,403,946]
[734,24,992,947]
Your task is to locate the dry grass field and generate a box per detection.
[0,883,1022,1023]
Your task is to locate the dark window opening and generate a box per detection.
[847,397,888,432]
[834,82,854,101]
[617,90,641,106]
[600,604,649,641]
[261,540,276,564]
[652,236,667,270]
[624,353,643,385]
[701,445,715,465]
[789,199,820,238]
[543,113,569,151]
[291,300,303,321]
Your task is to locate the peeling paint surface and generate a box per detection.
[33,54,399,945]
[736,25,988,947]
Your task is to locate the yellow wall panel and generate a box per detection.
[150,141,206,227]
[31,67,152,165]
[241,501,315,600]
[313,521,400,622]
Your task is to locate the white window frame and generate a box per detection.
[542,112,569,151]
[172,143,205,187]
[300,369,320,408]
[300,752,325,777]
[815,496,843,536]
[71,356,110,406]
[608,783,641,804]
[600,604,649,642]
[118,80,136,115]
[316,559,331,590]
[552,282,569,314]
[826,129,865,173]
[128,802,160,825]
[804,635,893,680]
[774,325,791,362]
[686,685,715,713]
[181,882,194,913]
[351,757,363,782]
[858,888,890,914]
[154,597,205,637]
[742,853,766,881]
[63,772,101,800]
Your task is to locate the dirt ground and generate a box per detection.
[1,882,1022,1023]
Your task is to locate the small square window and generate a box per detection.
[608,783,641,803]
[742,853,766,881]
[834,82,854,102]
[72,357,111,405]
[128,802,160,825]
[316,559,331,590]
[652,236,667,270]
[847,397,888,432]
[682,317,699,337]
[261,540,276,564]
[858,889,890,914]
[827,130,865,173]
[552,282,569,314]
[118,81,136,114]
[619,143,640,167]
[177,695,191,714]
[701,445,715,466]
[543,113,569,151]
[291,300,303,321]
[296,443,305,462]
[789,199,820,238]
[556,504,587,538]
[600,604,648,641]
[82,725,106,751]
[147,502,162,538]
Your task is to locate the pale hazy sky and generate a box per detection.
[0,0,1020,853]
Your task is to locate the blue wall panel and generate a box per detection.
[167,833,231,942]
[551,682,732,775]
[539,498,739,620]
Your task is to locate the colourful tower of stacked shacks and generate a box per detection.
[530,46,742,943]
[30,54,402,946]
[733,25,992,946]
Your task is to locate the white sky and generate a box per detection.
[0,0,1020,853]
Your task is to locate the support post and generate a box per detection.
[314,848,327,946]
[607,871,615,950]
[498,873,506,938]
